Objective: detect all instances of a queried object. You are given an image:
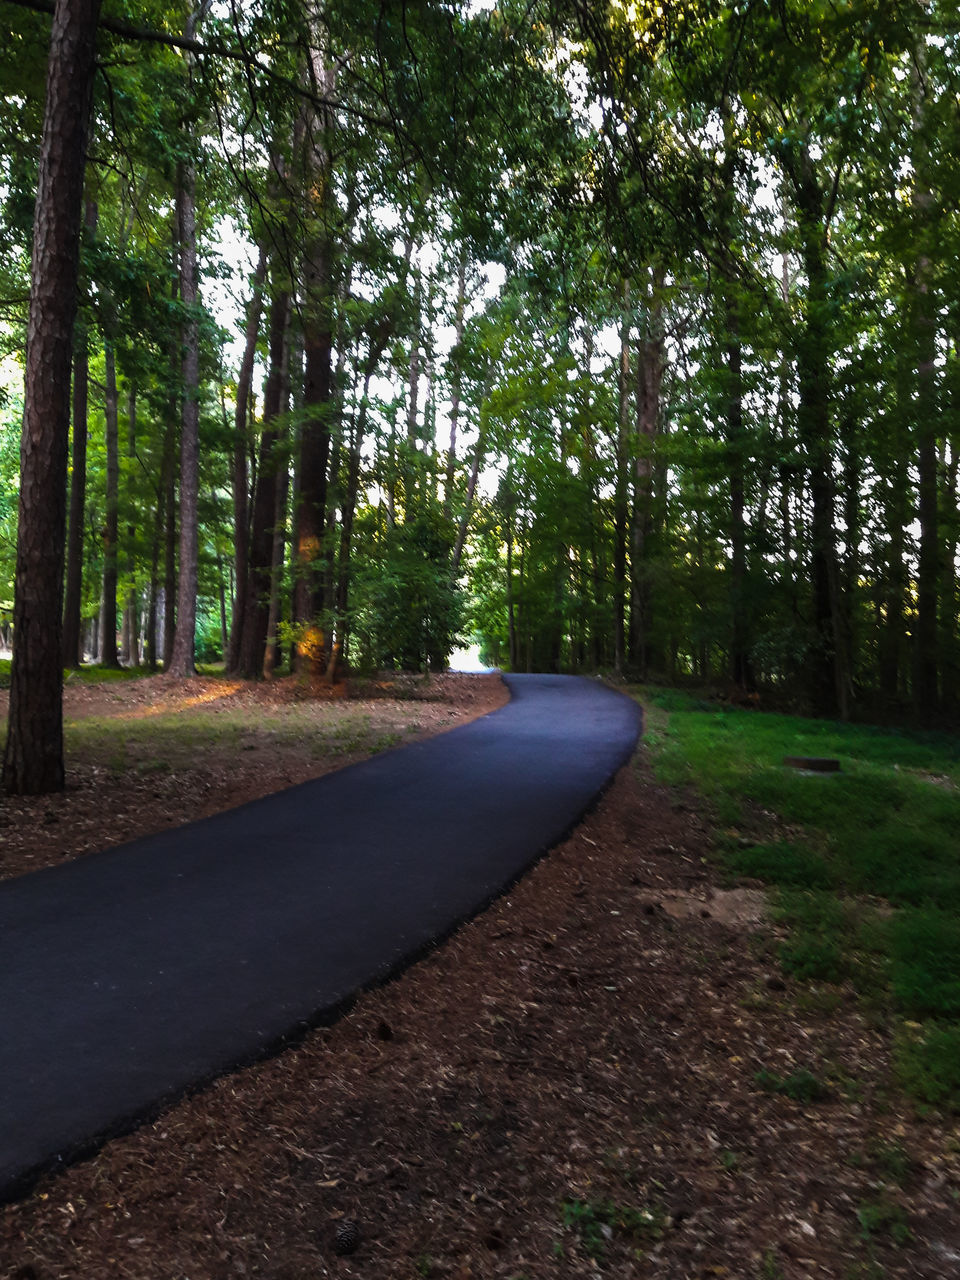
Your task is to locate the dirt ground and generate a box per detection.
[0,672,508,883]
[1,674,959,1279]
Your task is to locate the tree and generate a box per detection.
[3,0,101,795]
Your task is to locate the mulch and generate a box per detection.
[2,735,959,1278]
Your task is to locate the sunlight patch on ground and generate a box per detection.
[108,683,247,720]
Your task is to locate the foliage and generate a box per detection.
[560,1197,664,1259]
[352,507,464,673]
[754,1068,831,1104]
[641,685,960,1106]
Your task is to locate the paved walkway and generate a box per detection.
[0,674,641,1201]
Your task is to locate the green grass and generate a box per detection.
[639,686,960,1108]
[754,1066,831,1103]
[65,705,411,773]
[560,1197,664,1259]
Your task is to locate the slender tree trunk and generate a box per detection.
[444,248,468,517]
[326,376,370,680]
[629,267,665,675]
[293,52,336,675]
[99,340,120,666]
[940,440,959,714]
[226,244,267,671]
[63,329,89,668]
[168,157,201,677]
[123,385,139,664]
[63,197,98,669]
[237,289,290,678]
[613,280,630,675]
[264,458,290,677]
[167,3,209,677]
[913,240,939,710]
[3,0,101,795]
[792,154,847,718]
[911,25,939,710]
[725,298,752,690]
[145,475,164,672]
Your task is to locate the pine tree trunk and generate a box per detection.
[444,248,468,517]
[293,52,336,675]
[724,296,752,690]
[3,0,101,795]
[226,244,267,672]
[123,384,139,664]
[162,429,177,668]
[99,340,120,666]
[911,28,939,709]
[63,197,97,669]
[613,280,630,675]
[167,158,201,677]
[628,268,665,675]
[237,290,290,678]
[792,154,847,718]
[913,243,939,710]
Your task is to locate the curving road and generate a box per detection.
[0,673,641,1201]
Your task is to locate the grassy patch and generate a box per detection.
[638,686,960,1108]
[560,1197,664,1260]
[755,1067,831,1103]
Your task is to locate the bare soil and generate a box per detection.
[1,675,958,1279]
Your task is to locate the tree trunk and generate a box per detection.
[162,426,178,667]
[3,0,101,795]
[293,51,336,675]
[725,298,752,690]
[911,26,939,709]
[237,289,290,678]
[791,152,847,718]
[63,197,98,669]
[628,267,665,675]
[99,340,120,666]
[613,280,630,675]
[226,243,267,671]
[122,384,139,664]
[167,3,208,677]
[443,248,468,517]
[167,156,201,677]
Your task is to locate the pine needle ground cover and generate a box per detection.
[641,687,960,1108]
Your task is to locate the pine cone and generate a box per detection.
[334,1219,361,1256]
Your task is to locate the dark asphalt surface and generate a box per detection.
[0,673,641,1201]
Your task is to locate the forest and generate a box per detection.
[0,0,958,794]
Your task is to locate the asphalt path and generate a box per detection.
[0,673,641,1201]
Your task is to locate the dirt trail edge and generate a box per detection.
[0,673,640,1203]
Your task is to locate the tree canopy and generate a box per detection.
[1,0,958,790]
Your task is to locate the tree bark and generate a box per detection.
[99,339,120,666]
[911,16,939,710]
[628,267,665,675]
[226,243,267,672]
[293,49,336,674]
[167,156,201,677]
[613,280,630,675]
[791,150,847,718]
[3,0,101,795]
[167,3,208,678]
[237,288,290,678]
[62,197,98,669]
[122,384,139,664]
[443,248,468,517]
